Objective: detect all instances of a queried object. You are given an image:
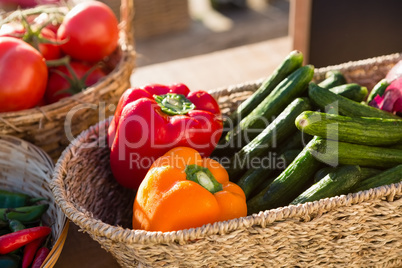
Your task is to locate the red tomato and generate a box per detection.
[0,37,48,112]
[45,61,106,104]
[38,28,61,60]
[57,1,119,62]
[0,23,61,60]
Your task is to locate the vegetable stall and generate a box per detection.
[50,51,402,267]
[0,0,402,267]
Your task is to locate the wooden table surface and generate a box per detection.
[54,36,291,268]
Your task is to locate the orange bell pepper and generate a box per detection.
[132,147,247,232]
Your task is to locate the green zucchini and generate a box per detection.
[318,70,347,89]
[225,65,314,145]
[290,165,362,205]
[295,111,402,146]
[227,97,312,180]
[354,164,402,191]
[247,136,323,214]
[367,78,389,104]
[309,138,402,168]
[227,50,304,127]
[328,83,368,102]
[308,82,399,119]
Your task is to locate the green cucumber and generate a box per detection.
[237,166,275,199]
[367,78,389,104]
[354,164,402,191]
[359,167,383,181]
[313,166,380,182]
[308,82,399,119]
[291,165,362,205]
[318,70,347,89]
[237,132,307,199]
[225,65,314,146]
[276,130,312,153]
[328,83,368,102]
[308,138,402,168]
[279,149,302,166]
[247,136,323,213]
[227,50,304,126]
[295,111,402,146]
[237,150,292,199]
[314,166,337,183]
[227,97,312,180]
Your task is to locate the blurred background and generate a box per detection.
[2,0,401,68]
[132,0,290,67]
[100,0,402,68]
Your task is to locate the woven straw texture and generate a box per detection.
[0,0,136,161]
[0,135,68,268]
[133,0,190,39]
[51,53,402,267]
[99,0,190,40]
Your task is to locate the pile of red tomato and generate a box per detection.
[0,1,120,113]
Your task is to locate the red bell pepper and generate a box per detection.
[108,83,223,189]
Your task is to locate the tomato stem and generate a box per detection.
[46,55,70,67]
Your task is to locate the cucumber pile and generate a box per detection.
[212,51,402,215]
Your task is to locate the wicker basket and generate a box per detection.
[0,135,68,268]
[51,53,402,267]
[133,0,191,39]
[0,0,135,161]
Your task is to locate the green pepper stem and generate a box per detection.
[185,165,223,194]
[154,93,195,116]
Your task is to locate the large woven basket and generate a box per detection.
[0,0,135,161]
[0,135,68,268]
[51,53,402,267]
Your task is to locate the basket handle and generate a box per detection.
[119,0,134,45]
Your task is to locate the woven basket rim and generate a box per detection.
[53,121,402,244]
[0,0,135,121]
[51,52,402,245]
[208,52,402,98]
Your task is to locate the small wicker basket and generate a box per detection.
[51,53,402,267]
[0,135,68,268]
[0,0,135,161]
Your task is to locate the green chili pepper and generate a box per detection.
[0,254,20,268]
[8,219,26,233]
[8,219,26,255]
[0,189,47,209]
[0,204,49,224]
